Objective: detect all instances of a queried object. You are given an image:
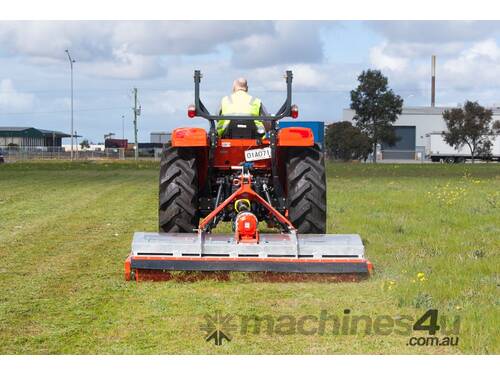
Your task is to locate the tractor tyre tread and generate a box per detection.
[158,146,199,232]
[286,146,326,234]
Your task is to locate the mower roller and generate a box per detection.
[125,70,372,281]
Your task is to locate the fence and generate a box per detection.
[380,149,426,163]
[0,146,164,162]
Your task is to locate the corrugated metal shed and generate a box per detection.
[0,127,71,147]
[0,127,71,137]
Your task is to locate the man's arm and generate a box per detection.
[216,100,225,136]
[259,103,272,131]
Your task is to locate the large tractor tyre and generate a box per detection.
[158,146,199,232]
[286,146,327,234]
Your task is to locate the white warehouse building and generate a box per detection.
[150,132,171,144]
[342,106,500,160]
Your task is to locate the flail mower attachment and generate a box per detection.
[125,167,372,281]
[125,232,371,281]
[124,69,372,281]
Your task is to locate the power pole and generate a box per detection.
[431,55,436,107]
[121,114,125,140]
[133,88,140,160]
[75,130,79,159]
[65,49,76,160]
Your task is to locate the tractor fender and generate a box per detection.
[172,127,208,147]
[277,127,314,147]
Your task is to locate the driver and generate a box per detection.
[216,78,270,137]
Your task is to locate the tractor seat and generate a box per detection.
[222,120,263,139]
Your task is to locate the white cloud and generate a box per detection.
[0,21,265,60]
[110,21,273,56]
[0,79,35,112]
[252,64,329,91]
[142,90,194,115]
[365,35,500,107]
[0,21,276,79]
[0,21,314,79]
[379,41,465,59]
[462,39,500,61]
[230,21,324,68]
[291,65,327,88]
[367,21,500,44]
[369,43,408,71]
[81,44,165,79]
[442,39,500,88]
[366,21,500,94]
[373,37,500,91]
[0,22,113,61]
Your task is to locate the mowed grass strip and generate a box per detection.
[0,161,498,354]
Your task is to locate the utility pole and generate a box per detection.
[133,88,140,160]
[121,115,125,140]
[431,55,436,107]
[65,49,76,160]
[75,130,79,159]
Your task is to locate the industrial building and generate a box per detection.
[342,106,500,160]
[0,127,71,148]
[342,56,500,160]
[150,132,171,144]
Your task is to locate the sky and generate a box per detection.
[0,20,500,143]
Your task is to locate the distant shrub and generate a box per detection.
[325,121,372,161]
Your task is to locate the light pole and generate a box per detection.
[65,49,76,160]
[133,88,140,161]
[75,130,79,159]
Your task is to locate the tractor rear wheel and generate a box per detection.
[286,146,326,234]
[158,145,199,232]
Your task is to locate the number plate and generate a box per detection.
[244,147,271,162]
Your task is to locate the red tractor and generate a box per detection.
[125,71,371,281]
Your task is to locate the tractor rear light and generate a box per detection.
[188,104,196,118]
[291,104,299,118]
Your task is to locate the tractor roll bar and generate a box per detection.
[193,70,293,122]
[192,70,292,214]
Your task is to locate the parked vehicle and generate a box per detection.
[104,138,128,149]
[0,150,4,163]
[427,132,500,163]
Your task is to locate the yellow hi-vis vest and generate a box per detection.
[217,90,264,137]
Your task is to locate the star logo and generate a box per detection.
[200,310,236,346]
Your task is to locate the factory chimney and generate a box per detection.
[431,55,436,107]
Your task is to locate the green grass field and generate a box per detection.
[0,161,498,354]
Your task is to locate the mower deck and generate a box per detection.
[125,232,372,281]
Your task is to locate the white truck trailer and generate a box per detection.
[427,132,500,163]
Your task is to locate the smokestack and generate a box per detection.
[431,55,436,107]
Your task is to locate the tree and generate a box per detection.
[80,139,90,150]
[325,121,372,161]
[442,101,500,163]
[350,70,403,163]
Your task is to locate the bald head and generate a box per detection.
[232,77,248,93]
